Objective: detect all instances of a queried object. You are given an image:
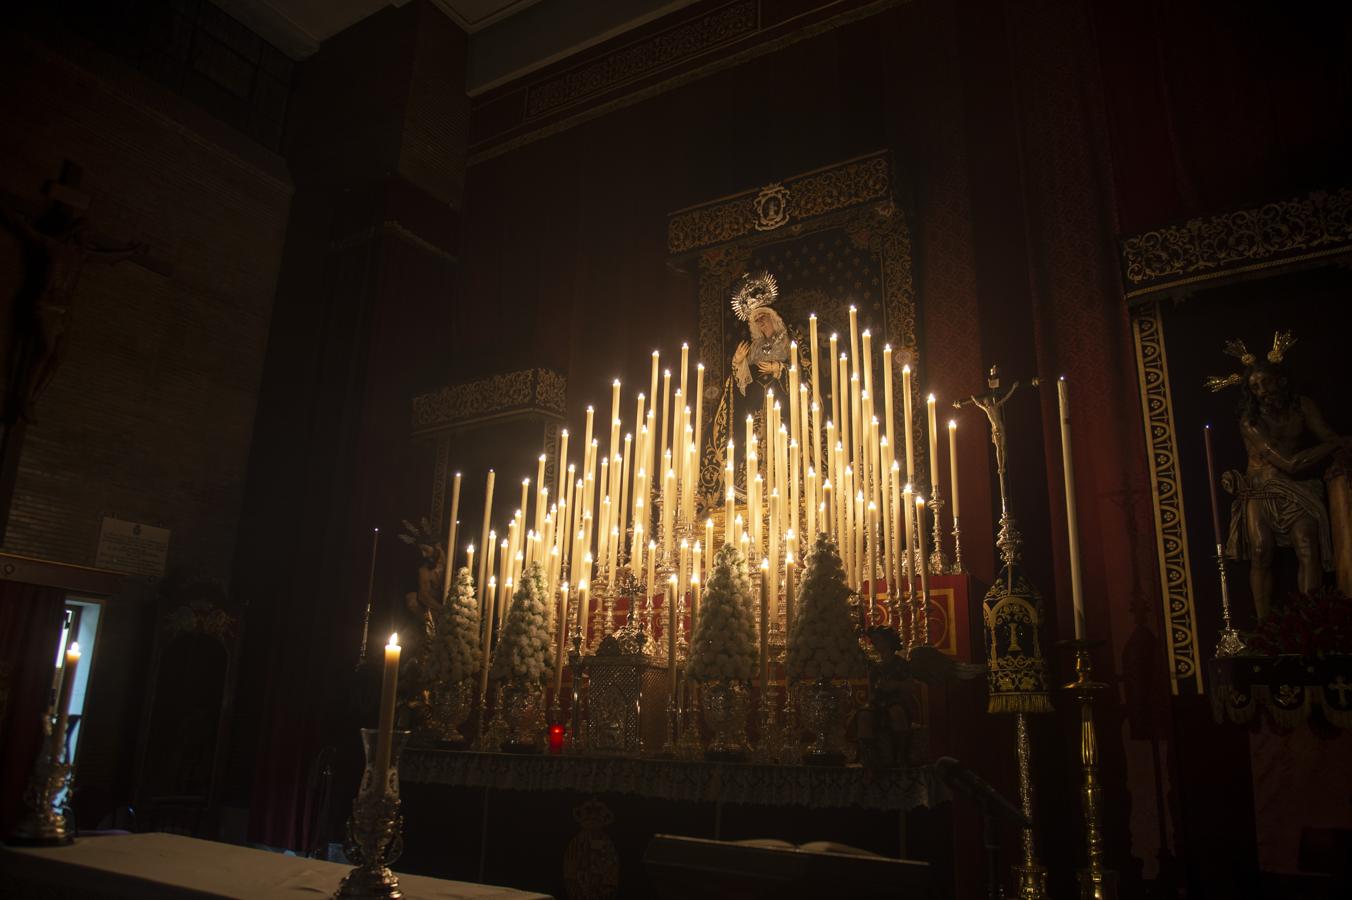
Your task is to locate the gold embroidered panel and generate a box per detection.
[1119,186,1352,300]
[668,152,893,254]
[412,368,567,436]
[1131,302,1203,694]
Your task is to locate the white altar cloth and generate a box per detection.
[0,832,552,900]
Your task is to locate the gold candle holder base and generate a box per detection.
[334,728,410,900]
[1059,640,1118,900]
[1011,712,1048,900]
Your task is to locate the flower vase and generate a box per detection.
[499,681,545,753]
[426,680,474,745]
[701,680,749,761]
[799,679,849,765]
[335,727,410,900]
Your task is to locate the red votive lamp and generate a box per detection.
[548,724,566,754]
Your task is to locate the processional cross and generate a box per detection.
[954,365,1035,573]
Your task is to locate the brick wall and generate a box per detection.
[0,25,291,811]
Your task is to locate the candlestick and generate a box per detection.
[374,634,400,793]
[902,483,915,645]
[1057,378,1086,641]
[1204,425,1245,657]
[1060,641,1119,900]
[358,527,380,667]
[915,497,930,646]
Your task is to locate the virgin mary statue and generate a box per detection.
[701,272,813,505]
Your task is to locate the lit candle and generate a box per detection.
[828,333,841,447]
[902,365,915,484]
[694,363,706,498]
[883,345,895,454]
[785,551,797,640]
[447,472,462,572]
[1058,377,1086,640]
[535,455,548,533]
[649,350,661,419]
[660,369,672,474]
[53,641,81,747]
[1203,425,1223,548]
[759,557,771,691]
[927,393,939,491]
[555,583,569,700]
[557,429,569,502]
[691,572,701,635]
[902,483,915,578]
[948,419,961,519]
[477,470,495,616]
[848,305,860,382]
[668,573,679,700]
[647,540,657,603]
[809,314,822,467]
[374,633,400,792]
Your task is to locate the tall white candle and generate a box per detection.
[375,633,400,792]
[1058,377,1086,640]
[948,419,961,519]
[927,393,939,491]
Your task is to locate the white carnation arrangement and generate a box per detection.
[687,543,759,683]
[786,534,865,682]
[489,562,554,683]
[421,566,481,686]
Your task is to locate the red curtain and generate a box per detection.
[0,580,67,834]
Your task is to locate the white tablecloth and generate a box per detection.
[0,832,552,900]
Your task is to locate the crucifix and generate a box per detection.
[954,364,1036,572]
[2,160,147,424]
[0,160,147,532]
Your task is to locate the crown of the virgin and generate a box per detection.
[730,271,779,321]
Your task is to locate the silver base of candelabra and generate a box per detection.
[10,714,79,846]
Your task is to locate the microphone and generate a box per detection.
[935,757,1031,827]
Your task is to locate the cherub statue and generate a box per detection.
[1207,332,1352,618]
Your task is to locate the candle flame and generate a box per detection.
[761,557,770,569]
[948,419,957,429]
[387,633,400,649]
[902,364,911,374]
[927,392,936,402]
[68,642,81,657]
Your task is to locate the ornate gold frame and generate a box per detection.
[1123,186,1352,695]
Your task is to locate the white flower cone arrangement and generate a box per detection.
[414,566,481,743]
[489,562,554,751]
[786,534,866,683]
[687,543,758,759]
[430,567,482,686]
[786,534,864,765]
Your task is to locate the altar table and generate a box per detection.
[0,832,552,900]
